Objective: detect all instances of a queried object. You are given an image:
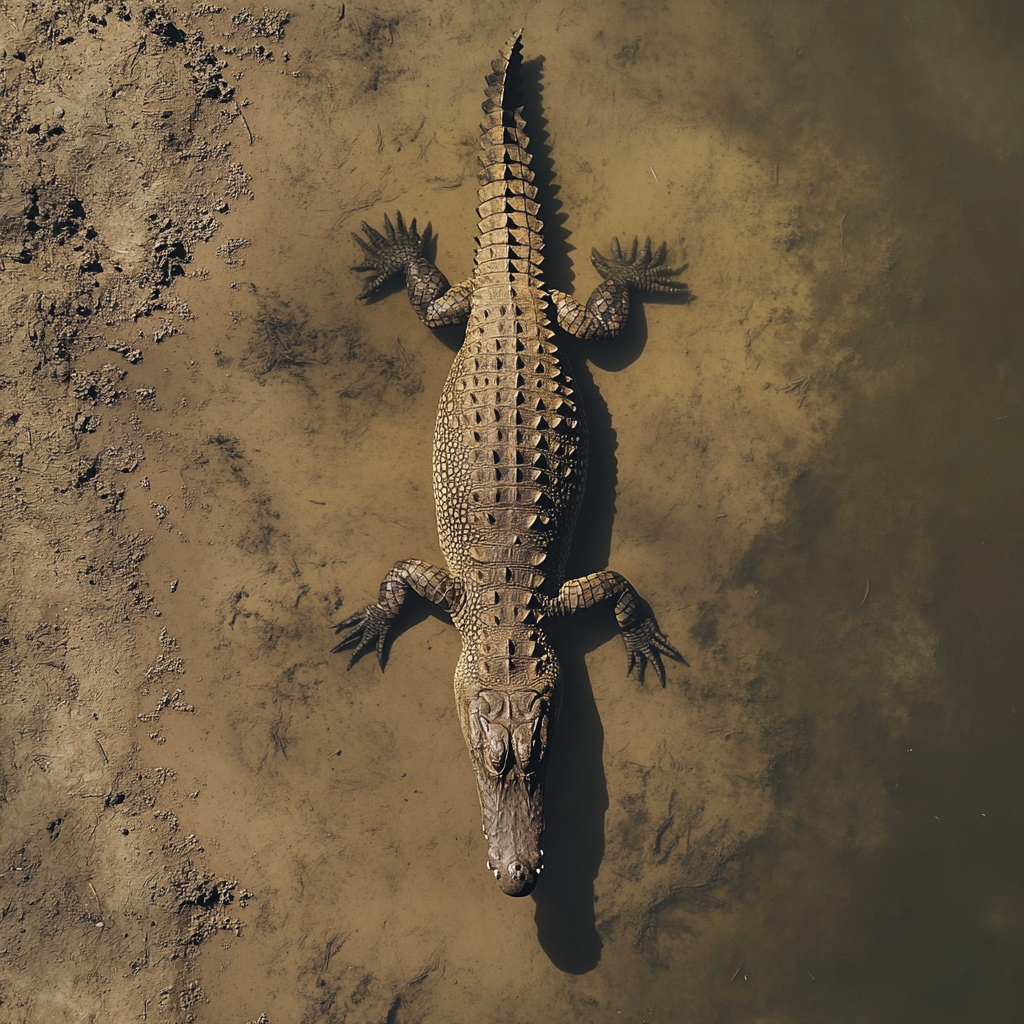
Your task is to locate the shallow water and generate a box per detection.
[131,1,1020,1020]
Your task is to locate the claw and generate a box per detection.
[351,211,428,300]
[590,234,689,296]
[622,617,687,686]
[355,273,387,300]
[331,604,392,669]
[361,220,386,246]
[648,648,665,686]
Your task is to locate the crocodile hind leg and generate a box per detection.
[551,236,688,340]
[547,570,687,684]
[332,559,461,668]
[352,211,474,327]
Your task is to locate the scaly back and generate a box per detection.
[433,30,586,617]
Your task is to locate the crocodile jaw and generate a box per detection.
[478,771,545,897]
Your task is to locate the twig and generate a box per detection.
[234,101,254,145]
[95,738,108,763]
[860,578,870,606]
[649,165,658,182]
[323,932,342,971]
[396,336,412,367]
[778,375,813,406]
[730,964,744,983]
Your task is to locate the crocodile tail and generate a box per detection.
[475,29,544,283]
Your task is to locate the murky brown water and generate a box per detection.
[118,1,1021,1020]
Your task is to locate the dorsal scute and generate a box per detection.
[474,33,544,288]
[477,162,535,186]
[479,145,532,169]
[481,125,530,150]
[480,30,524,114]
[478,179,537,203]
[477,211,542,235]
[477,195,542,220]
[476,34,532,183]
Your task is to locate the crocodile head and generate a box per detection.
[455,630,562,897]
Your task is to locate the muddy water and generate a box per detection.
[130,1,1020,1021]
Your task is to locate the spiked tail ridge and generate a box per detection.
[474,29,544,285]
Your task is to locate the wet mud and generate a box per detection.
[2,1,1020,1022]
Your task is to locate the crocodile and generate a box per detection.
[333,29,689,897]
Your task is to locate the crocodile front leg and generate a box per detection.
[352,211,473,327]
[332,559,461,668]
[551,236,688,339]
[547,570,686,684]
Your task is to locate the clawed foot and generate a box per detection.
[622,618,688,686]
[352,211,430,299]
[331,603,392,668]
[591,237,688,295]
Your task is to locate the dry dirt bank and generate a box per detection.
[1,2,280,1018]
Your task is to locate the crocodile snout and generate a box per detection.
[487,850,543,897]
[495,859,535,897]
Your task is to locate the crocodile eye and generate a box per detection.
[512,718,540,773]
[479,717,510,775]
[488,735,508,773]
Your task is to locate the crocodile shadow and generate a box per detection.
[520,50,660,974]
